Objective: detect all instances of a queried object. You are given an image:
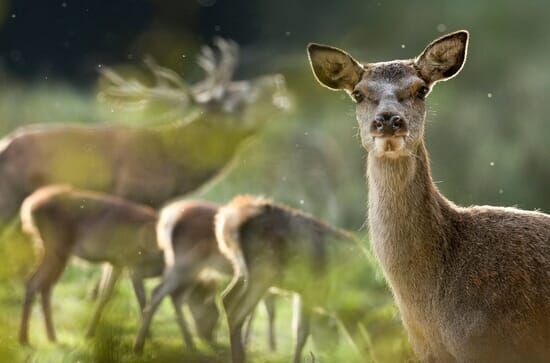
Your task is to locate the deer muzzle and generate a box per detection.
[370,112,408,137]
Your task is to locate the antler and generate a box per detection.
[192,37,239,103]
[97,56,192,111]
[98,38,287,117]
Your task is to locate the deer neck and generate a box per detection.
[366,142,452,303]
[158,115,253,173]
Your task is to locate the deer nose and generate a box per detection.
[371,113,406,136]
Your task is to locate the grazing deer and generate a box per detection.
[133,199,279,353]
[216,195,375,363]
[308,31,550,362]
[17,185,200,346]
[0,39,287,230]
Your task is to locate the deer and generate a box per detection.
[17,184,210,347]
[133,199,281,353]
[307,30,550,362]
[216,195,380,363]
[0,39,288,235]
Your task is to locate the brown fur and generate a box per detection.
[134,199,224,352]
[215,195,269,283]
[217,195,369,363]
[19,188,233,348]
[0,120,251,223]
[18,185,162,345]
[368,146,550,362]
[309,31,550,362]
[134,199,278,353]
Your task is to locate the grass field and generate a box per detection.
[0,229,413,363]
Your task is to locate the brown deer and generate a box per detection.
[18,185,202,347]
[216,195,376,363]
[308,30,550,362]
[0,39,287,230]
[133,199,279,353]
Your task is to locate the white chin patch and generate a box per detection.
[374,137,406,158]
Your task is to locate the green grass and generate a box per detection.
[0,237,412,363]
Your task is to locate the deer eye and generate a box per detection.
[416,86,429,100]
[351,90,365,103]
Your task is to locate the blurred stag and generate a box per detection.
[0,38,288,231]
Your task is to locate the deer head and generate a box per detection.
[100,38,289,131]
[307,31,468,159]
[193,38,290,128]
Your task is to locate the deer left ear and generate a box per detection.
[307,43,364,91]
[415,30,469,84]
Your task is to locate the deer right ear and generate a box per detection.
[307,43,364,91]
[415,30,469,84]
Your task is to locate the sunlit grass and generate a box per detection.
[0,224,411,362]
[0,249,413,362]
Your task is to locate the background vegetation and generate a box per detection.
[0,0,548,362]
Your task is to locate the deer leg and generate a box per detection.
[130,272,147,314]
[85,265,122,338]
[19,283,36,345]
[170,292,195,350]
[223,274,273,363]
[40,285,56,342]
[130,270,156,340]
[242,305,257,348]
[186,283,220,345]
[264,293,277,351]
[89,277,100,301]
[134,268,182,353]
[223,278,251,363]
[90,264,112,301]
[292,294,312,363]
[19,252,68,345]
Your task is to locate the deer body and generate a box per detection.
[133,199,279,353]
[217,195,373,363]
[369,146,550,362]
[18,185,164,344]
[133,200,226,352]
[308,31,550,362]
[0,120,249,220]
[18,185,226,349]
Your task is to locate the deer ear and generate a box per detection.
[415,30,469,84]
[307,43,364,91]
